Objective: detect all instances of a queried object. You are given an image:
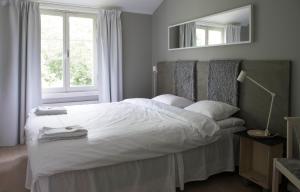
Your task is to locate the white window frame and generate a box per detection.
[41,10,98,95]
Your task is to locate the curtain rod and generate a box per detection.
[33,0,99,13]
[34,0,98,9]
[34,0,123,14]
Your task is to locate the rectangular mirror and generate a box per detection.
[168,5,252,50]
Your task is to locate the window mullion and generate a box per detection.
[93,17,98,90]
[64,13,70,92]
[62,13,67,92]
[205,27,208,46]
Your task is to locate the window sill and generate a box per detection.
[42,91,99,105]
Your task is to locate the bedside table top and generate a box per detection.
[234,130,286,146]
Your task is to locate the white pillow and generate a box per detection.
[184,100,240,121]
[152,94,194,108]
[217,117,245,129]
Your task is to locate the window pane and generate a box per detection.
[41,14,64,89]
[208,30,222,45]
[69,16,94,87]
[196,28,206,46]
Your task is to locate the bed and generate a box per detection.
[25,99,244,192]
[25,60,290,192]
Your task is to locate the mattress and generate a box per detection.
[26,125,245,192]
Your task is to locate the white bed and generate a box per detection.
[25,98,245,192]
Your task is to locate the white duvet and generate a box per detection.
[25,98,220,189]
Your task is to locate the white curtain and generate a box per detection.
[0,0,41,146]
[179,22,196,48]
[97,9,123,102]
[225,24,241,43]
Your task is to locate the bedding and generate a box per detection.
[25,98,219,190]
[217,117,245,129]
[152,94,194,108]
[26,126,245,192]
[184,100,239,120]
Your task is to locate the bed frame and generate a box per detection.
[156,60,291,136]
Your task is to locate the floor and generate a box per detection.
[0,145,261,192]
[0,145,29,192]
[181,172,261,192]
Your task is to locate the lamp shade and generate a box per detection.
[237,70,247,82]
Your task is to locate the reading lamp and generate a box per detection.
[237,70,276,137]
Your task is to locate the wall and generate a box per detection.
[122,12,153,99]
[152,0,300,115]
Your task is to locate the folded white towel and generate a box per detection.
[38,125,87,142]
[35,106,67,116]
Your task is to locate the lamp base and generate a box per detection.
[247,129,277,138]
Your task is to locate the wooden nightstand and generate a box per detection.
[234,131,285,191]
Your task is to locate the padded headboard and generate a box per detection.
[156,60,291,136]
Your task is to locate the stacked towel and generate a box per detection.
[35,106,67,116]
[38,125,88,142]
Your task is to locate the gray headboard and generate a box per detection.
[156,60,291,136]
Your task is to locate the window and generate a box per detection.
[208,29,223,45]
[196,25,225,46]
[196,28,206,47]
[41,11,97,94]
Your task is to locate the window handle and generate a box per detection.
[67,50,70,58]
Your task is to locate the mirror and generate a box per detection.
[168,5,252,50]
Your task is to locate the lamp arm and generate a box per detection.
[246,76,276,96]
[266,94,275,133]
[245,76,276,135]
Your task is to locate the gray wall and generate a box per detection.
[152,0,300,115]
[122,12,152,99]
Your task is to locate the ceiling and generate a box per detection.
[37,0,164,14]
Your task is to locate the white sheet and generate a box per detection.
[179,126,244,185]
[25,98,220,190]
[26,126,245,192]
